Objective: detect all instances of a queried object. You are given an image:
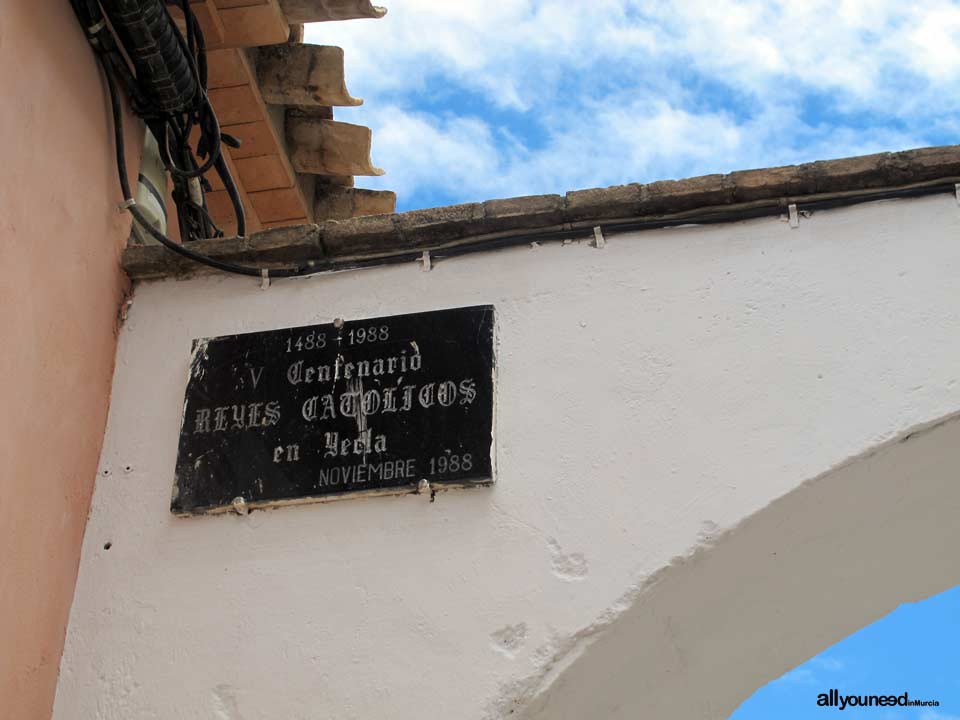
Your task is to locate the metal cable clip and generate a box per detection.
[788,203,800,228]
[593,226,606,248]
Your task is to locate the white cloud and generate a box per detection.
[349,97,923,205]
[811,656,847,672]
[908,6,960,80]
[305,1,960,208]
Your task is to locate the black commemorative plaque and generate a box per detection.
[172,305,495,514]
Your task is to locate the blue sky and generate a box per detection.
[304,5,960,715]
[306,0,960,212]
[732,585,960,720]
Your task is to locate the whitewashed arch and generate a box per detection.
[518,412,960,719]
[54,194,960,720]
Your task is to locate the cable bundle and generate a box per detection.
[70,0,316,277]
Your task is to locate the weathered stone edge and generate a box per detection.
[123,145,960,280]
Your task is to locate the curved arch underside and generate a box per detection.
[519,412,960,720]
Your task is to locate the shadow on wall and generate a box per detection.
[511,411,960,720]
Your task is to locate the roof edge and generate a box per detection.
[123,145,960,280]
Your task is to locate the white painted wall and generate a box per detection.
[55,194,960,719]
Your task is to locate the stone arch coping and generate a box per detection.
[508,411,960,720]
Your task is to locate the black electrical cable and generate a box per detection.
[74,0,221,204]
[103,61,327,277]
[100,0,197,112]
[71,0,323,278]
[102,63,254,275]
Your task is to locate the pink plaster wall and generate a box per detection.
[0,1,140,718]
